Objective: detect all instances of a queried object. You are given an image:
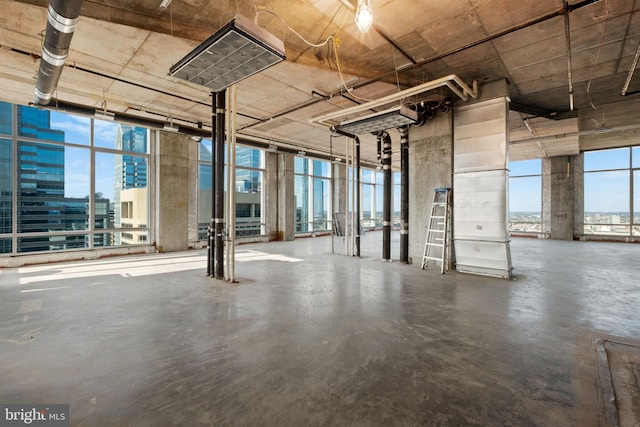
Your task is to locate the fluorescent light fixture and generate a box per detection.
[336,105,418,134]
[163,123,179,132]
[94,110,115,121]
[169,14,285,93]
[159,0,172,8]
[355,0,373,33]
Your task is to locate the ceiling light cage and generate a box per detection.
[335,105,419,135]
[169,14,285,93]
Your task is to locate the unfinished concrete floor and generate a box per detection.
[1,233,639,426]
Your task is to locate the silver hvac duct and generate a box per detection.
[34,0,83,105]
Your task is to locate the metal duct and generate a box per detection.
[34,0,83,105]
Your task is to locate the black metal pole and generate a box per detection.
[208,93,215,277]
[214,90,226,279]
[399,126,409,263]
[382,132,392,261]
[355,135,361,258]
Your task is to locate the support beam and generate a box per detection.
[214,90,226,279]
[381,132,392,261]
[399,126,409,263]
[207,94,216,277]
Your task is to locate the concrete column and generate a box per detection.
[408,112,453,264]
[573,153,584,238]
[157,131,190,252]
[543,156,576,240]
[275,152,295,241]
[187,139,199,246]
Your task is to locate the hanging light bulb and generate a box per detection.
[355,0,373,33]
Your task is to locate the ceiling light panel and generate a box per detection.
[169,14,285,93]
[337,106,418,134]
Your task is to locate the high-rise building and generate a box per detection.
[113,124,148,245]
[0,101,112,253]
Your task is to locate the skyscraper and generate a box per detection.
[113,124,148,245]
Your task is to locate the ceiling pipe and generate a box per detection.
[34,0,84,105]
[31,98,211,138]
[621,41,640,96]
[310,74,477,127]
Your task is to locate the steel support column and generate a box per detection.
[399,126,409,263]
[381,132,392,261]
[207,93,216,276]
[214,90,226,279]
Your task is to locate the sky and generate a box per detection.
[50,112,127,201]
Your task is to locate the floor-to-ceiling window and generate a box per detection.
[584,147,639,236]
[509,159,542,234]
[0,101,150,255]
[393,171,401,230]
[361,168,384,229]
[0,102,12,253]
[294,157,331,233]
[236,146,265,236]
[197,142,265,239]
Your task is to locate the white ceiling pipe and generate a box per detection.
[310,74,478,127]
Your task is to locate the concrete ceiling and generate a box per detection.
[1,0,639,166]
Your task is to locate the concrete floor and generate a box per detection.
[1,233,639,426]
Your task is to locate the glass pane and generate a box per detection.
[18,234,88,253]
[1,138,11,234]
[362,169,374,183]
[294,157,308,174]
[584,148,629,171]
[634,170,640,236]
[199,140,212,162]
[236,168,262,236]
[17,142,90,237]
[236,168,261,193]
[236,146,261,168]
[584,171,630,236]
[375,184,384,226]
[313,160,330,177]
[198,162,212,240]
[49,111,90,145]
[375,171,384,185]
[509,159,541,176]
[95,122,148,153]
[362,183,373,227]
[313,177,330,230]
[95,152,116,228]
[633,147,640,169]
[94,119,119,149]
[17,105,65,143]
[0,238,11,254]
[394,171,401,228]
[0,101,12,135]
[96,151,149,242]
[295,175,309,232]
[509,176,542,232]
